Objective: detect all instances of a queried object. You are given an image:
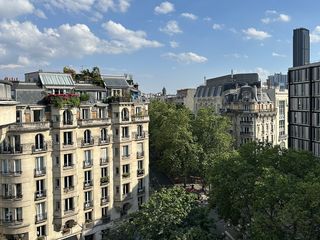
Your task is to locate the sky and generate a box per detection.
[2,0,320,93]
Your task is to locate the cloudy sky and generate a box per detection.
[1,0,320,93]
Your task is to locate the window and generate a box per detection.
[135,107,141,115]
[116,186,119,194]
[121,108,129,121]
[84,171,92,184]
[36,180,45,196]
[138,160,143,170]
[138,179,143,189]
[137,125,143,137]
[98,108,105,118]
[33,110,42,122]
[1,159,9,174]
[102,207,108,217]
[122,164,130,174]
[63,132,73,145]
[2,208,23,222]
[2,183,22,198]
[64,198,74,211]
[122,127,129,138]
[85,211,92,222]
[84,150,92,165]
[37,225,46,237]
[101,128,107,141]
[35,134,44,150]
[35,156,45,174]
[36,202,46,220]
[82,109,90,119]
[122,145,129,157]
[55,201,60,211]
[122,183,130,195]
[114,147,119,156]
[16,111,21,123]
[64,176,73,189]
[12,159,21,174]
[55,134,59,143]
[137,143,143,155]
[63,110,72,125]
[101,148,108,161]
[116,167,119,175]
[101,167,108,177]
[63,154,73,167]
[101,187,108,198]
[84,130,91,144]
[55,179,60,189]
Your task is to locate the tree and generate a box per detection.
[106,187,216,240]
[63,66,76,79]
[149,101,199,186]
[192,108,233,185]
[209,142,320,239]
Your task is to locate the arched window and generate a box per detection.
[63,110,72,125]
[101,128,107,141]
[121,108,129,121]
[84,130,91,144]
[35,134,44,150]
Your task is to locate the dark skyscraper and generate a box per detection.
[293,28,310,67]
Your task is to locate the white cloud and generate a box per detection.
[102,20,163,50]
[261,10,291,24]
[118,0,131,12]
[272,52,286,58]
[163,52,207,64]
[0,20,162,67]
[212,23,223,30]
[310,26,320,43]
[0,64,24,70]
[97,0,116,12]
[181,12,197,20]
[154,1,174,14]
[43,0,95,12]
[34,9,47,19]
[169,41,179,48]
[0,0,34,18]
[160,20,182,35]
[224,53,248,59]
[243,28,271,40]
[256,67,270,81]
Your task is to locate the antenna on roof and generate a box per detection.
[231,69,234,80]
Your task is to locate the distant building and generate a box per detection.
[293,28,310,67]
[166,88,196,112]
[267,73,288,90]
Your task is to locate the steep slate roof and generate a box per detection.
[39,73,74,86]
[102,76,129,89]
[15,89,44,105]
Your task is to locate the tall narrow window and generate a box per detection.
[35,134,44,150]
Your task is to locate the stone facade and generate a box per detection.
[0,72,149,240]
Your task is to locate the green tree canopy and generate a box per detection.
[210,142,320,239]
[106,187,216,240]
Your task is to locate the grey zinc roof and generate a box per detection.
[15,90,45,105]
[102,77,129,88]
[39,73,74,86]
[75,84,105,91]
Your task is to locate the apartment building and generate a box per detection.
[165,88,196,112]
[0,71,149,240]
[222,85,277,147]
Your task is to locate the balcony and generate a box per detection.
[137,151,144,159]
[84,200,93,210]
[35,190,46,200]
[0,145,23,154]
[2,193,23,201]
[34,168,46,177]
[101,196,110,206]
[0,219,23,226]
[122,192,132,201]
[121,135,131,141]
[100,157,108,166]
[134,131,147,140]
[137,187,145,195]
[137,169,145,177]
[35,213,47,224]
[85,220,93,229]
[1,170,22,177]
[131,114,149,122]
[64,208,75,215]
[63,186,74,193]
[32,143,48,153]
[122,154,130,160]
[8,121,50,132]
[83,180,93,189]
[63,164,75,170]
[83,160,93,169]
[99,136,111,145]
[62,142,75,149]
[78,118,111,127]
[122,172,130,178]
[100,176,109,185]
[80,138,94,147]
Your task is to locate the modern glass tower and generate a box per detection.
[293,28,310,67]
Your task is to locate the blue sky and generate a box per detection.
[1,0,320,93]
